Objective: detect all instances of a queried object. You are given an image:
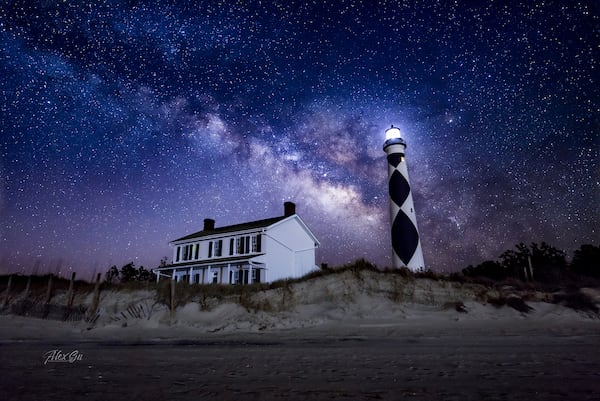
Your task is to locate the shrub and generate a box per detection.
[442,301,467,313]
[571,244,600,278]
[381,266,414,279]
[414,269,443,280]
[552,291,599,313]
[487,296,533,313]
[462,260,508,281]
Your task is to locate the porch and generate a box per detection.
[153,258,266,285]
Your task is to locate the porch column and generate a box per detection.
[208,266,212,284]
[250,266,253,284]
[227,264,231,284]
[189,267,193,284]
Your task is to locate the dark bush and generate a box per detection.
[442,301,468,313]
[381,267,413,278]
[552,291,599,313]
[487,296,533,313]
[571,244,600,278]
[500,242,567,283]
[414,269,443,280]
[462,260,509,281]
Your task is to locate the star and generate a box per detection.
[0,1,596,278]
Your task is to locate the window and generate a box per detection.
[194,244,199,259]
[214,240,222,257]
[175,244,198,262]
[208,240,222,258]
[212,272,218,284]
[252,234,262,253]
[182,244,194,261]
[234,270,248,284]
[228,235,260,255]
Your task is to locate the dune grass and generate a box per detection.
[2,259,598,316]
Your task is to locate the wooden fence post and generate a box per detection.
[527,256,534,281]
[87,273,102,322]
[23,275,31,299]
[45,275,54,304]
[170,278,176,321]
[3,275,12,307]
[66,272,76,308]
[41,275,54,319]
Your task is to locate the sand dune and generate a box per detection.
[1,269,598,340]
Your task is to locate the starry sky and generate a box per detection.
[1,1,598,279]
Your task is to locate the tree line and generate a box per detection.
[105,262,157,284]
[103,243,598,285]
[462,243,599,282]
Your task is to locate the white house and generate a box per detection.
[153,202,320,284]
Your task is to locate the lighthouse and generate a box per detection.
[383,125,425,271]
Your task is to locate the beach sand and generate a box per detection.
[1,271,599,400]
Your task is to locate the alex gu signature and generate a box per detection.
[43,349,84,365]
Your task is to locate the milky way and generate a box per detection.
[1,1,598,278]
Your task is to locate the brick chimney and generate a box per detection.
[203,218,215,231]
[284,201,296,217]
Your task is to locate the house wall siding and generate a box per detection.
[264,218,317,281]
[262,233,294,282]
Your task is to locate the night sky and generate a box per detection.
[1,1,598,279]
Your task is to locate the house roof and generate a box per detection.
[172,215,287,243]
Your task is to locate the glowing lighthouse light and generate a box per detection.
[383,125,425,271]
[384,125,402,141]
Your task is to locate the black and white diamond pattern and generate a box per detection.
[386,151,424,270]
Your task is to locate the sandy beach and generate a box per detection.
[1,270,599,400]
[1,310,599,400]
